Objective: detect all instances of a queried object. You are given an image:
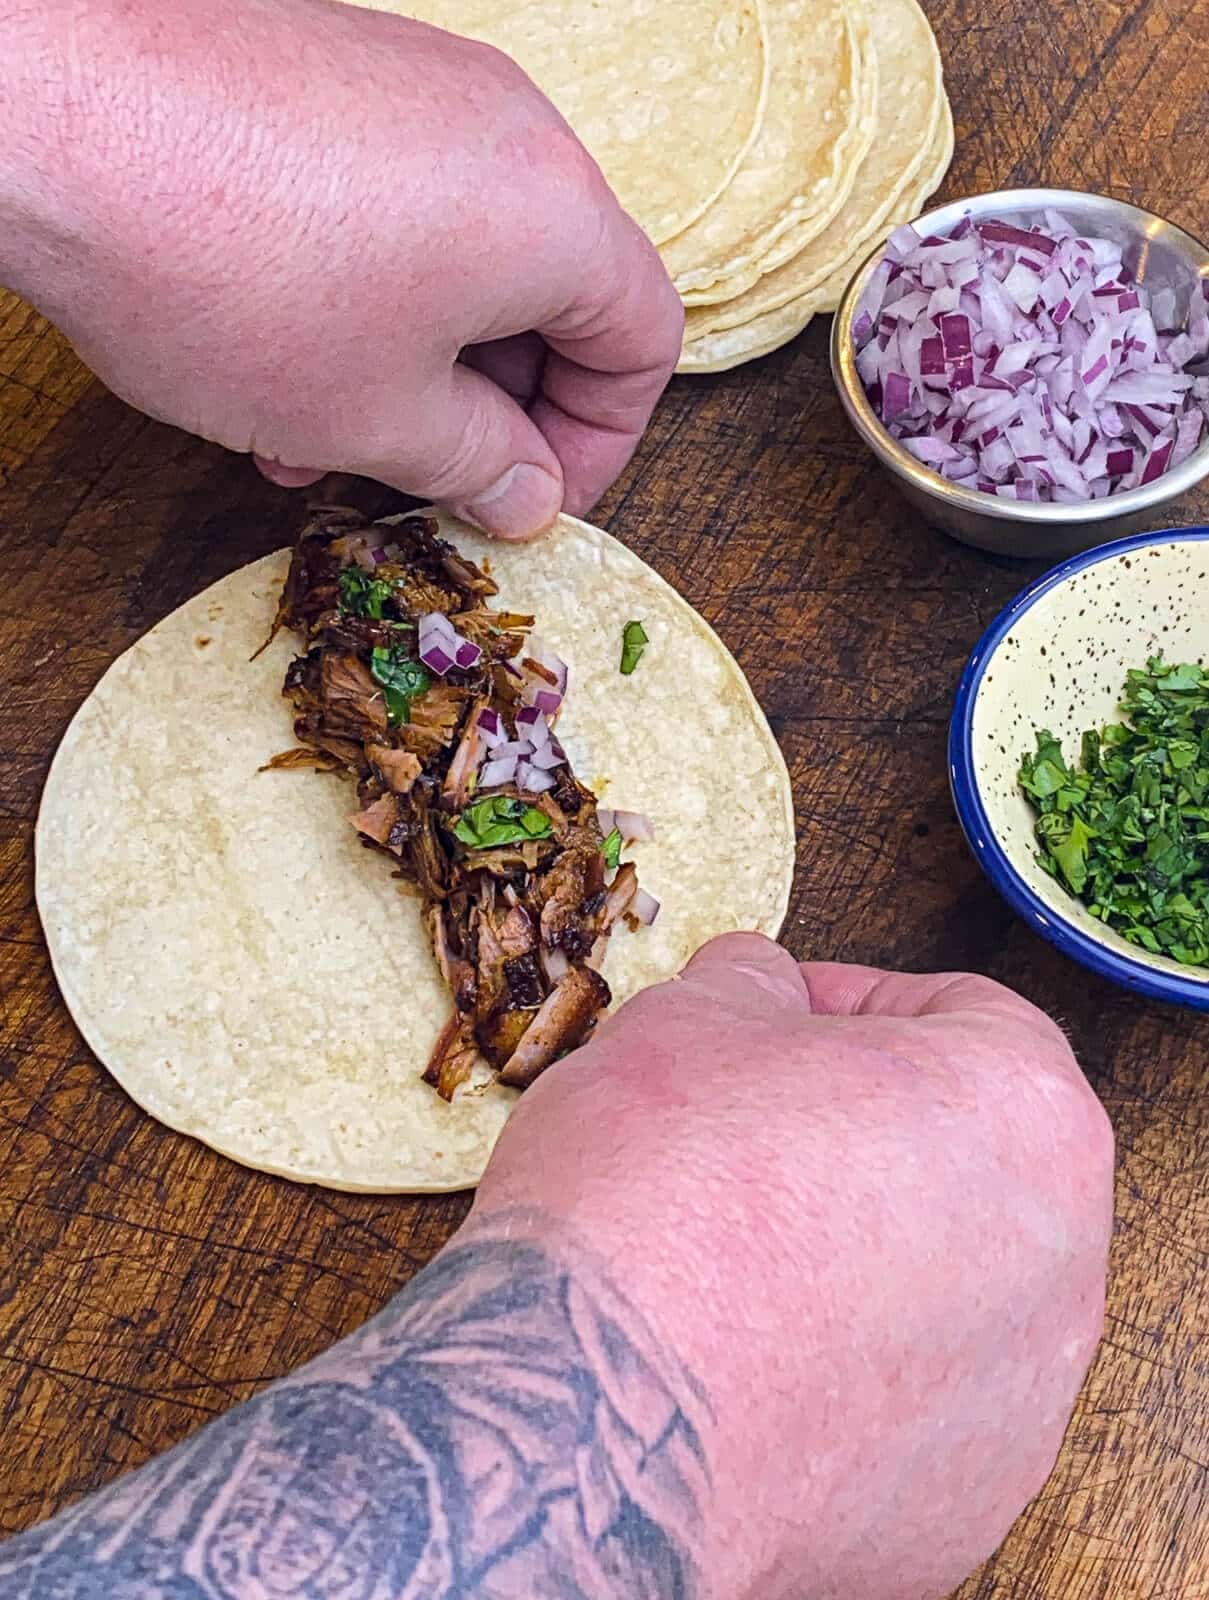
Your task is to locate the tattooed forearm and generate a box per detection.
[0,1229,711,1599]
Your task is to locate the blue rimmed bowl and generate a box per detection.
[949,526,1209,1006]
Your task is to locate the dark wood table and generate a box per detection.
[2,1,1209,1591]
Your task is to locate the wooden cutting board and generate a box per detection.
[1,0,1209,1591]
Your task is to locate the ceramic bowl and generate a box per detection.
[830,187,1209,559]
[949,526,1209,1006]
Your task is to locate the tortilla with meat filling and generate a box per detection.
[36,510,794,1192]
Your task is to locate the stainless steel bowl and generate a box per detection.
[829,188,1209,558]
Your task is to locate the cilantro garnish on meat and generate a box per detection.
[338,567,393,620]
[1019,655,1209,966]
[453,796,553,848]
[370,646,429,726]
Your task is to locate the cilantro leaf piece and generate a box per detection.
[601,827,623,870]
[1049,813,1093,893]
[1168,739,1198,770]
[1018,731,1071,800]
[370,647,429,726]
[339,567,393,620]
[620,620,649,676]
[1018,653,1209,968]
[1160,662,1202,692]
[453,796,553,849]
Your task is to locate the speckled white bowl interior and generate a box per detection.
[956,529,1209,997]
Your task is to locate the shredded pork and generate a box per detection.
[270,509,639,1098]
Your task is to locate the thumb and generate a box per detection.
[799,962,1073,1050]
[373,364,566,540]
[679,933,812,1016]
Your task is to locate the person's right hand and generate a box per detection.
[4,0,684,538]
[471,934,1115,1600]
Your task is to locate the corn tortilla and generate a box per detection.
[36,513,795,1193]
[683,0,945,342]
[661,0,873,297]
[354,0,771,247]
[677,95,954,374]
[676,0,881,307]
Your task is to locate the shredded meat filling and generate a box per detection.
[271,508,642,1099]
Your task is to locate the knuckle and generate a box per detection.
[1023,1060,1115,1206]
[939,972,1075,1051]
[548,120,613,198]
[1061,1075,1116,1182]
[464,36,536,95]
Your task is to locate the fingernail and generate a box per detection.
[451,464,563,540]
[253,454,326,489]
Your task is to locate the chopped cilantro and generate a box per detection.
[1019,655,1209,967]
[370,646,429,726]
[338,566,393,620]
[453,795,553,849]
[601,827,623,870]
[620,620,648,676]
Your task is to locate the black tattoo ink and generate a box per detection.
[0,1233,710,1598]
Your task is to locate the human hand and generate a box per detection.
[5,0,683,537]
[472,934,1115,1600]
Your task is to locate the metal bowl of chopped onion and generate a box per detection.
[830,187,1209,558]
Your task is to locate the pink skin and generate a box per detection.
[472,933,1115,1600]
[0,0,684,538]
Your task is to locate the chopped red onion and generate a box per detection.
[529,743,564,771]
[541,946,571,984]
[978,220,1057,255]
[517,643,569,720]
[418,614,455,675]
[492,739,533,760]
[1173,410,1205,466]
[515,761,555,795]
[348,539,379,573]
[883,371,912,419]
[854,210,1209,502]
[476,708,505,745]
[1140,436,1174,484]
[596,807,615,835]
[419,611,482,677]
[611,809,656,842]
[535,648,568,697]
[478,756,518,789]
[420,611,457,647]
[418,639,455,676]
[369,546,388,564]
[630,887,660,926]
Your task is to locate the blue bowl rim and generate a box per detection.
[948,524,1209,1008]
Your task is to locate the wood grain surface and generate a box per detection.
[1,0,1208,1592]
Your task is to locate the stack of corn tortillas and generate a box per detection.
[360,0,953,373]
